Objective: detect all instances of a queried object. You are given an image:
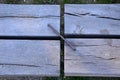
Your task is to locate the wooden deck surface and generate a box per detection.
[0,4,60,76]
[0,40,60,76]
[0,4,60,36]
[65,39,120,77]
[65,4,120,77]
[65,4,120,35]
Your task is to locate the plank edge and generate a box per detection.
[65,73,120,77]
[0,74,60,77]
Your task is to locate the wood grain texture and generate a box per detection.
[0,4,60,36]
[0,4,60,76]
[65,4,120,35]
[65,39,120,77]
[0,40,60,76]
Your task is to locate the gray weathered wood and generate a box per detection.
[0,4,60,76]
[65,4,120,35]
[65,39,120,77]
[0,40,60,76]
[0,4,60,36]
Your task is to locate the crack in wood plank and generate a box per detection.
[65,59,79,60]
[65,12,120,21]
[66,40,120,47]
[0,63,41,67]
[65,56,117,61]
[67,44,106,47]
[0,63,59,67]
[66,50,118,61]
[67,44,120,48]
[45,64,58,66]
[82,54,117,61]
[65,12,81,17]
[0,15,60,18]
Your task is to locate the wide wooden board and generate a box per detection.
[65,4,120,35]
[0,40,60,76]
[0,4,60,36]
[65,39,120,77]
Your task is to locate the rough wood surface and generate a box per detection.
[65,4,120,77]
[65,4,120,35]
[0,4,60,76]
[0,40,60,76]
[65,39,120,77]
[0,4,60,36]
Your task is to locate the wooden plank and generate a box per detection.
[0,40,60,76]
[0,4,60,17]
[65,39,120,77]
[0,4,60,36]
[65,4,120,35]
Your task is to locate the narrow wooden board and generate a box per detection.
[65,4,120,35]
[65,39,120,77]
[0,4,60,36]
[0,40,60,76]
